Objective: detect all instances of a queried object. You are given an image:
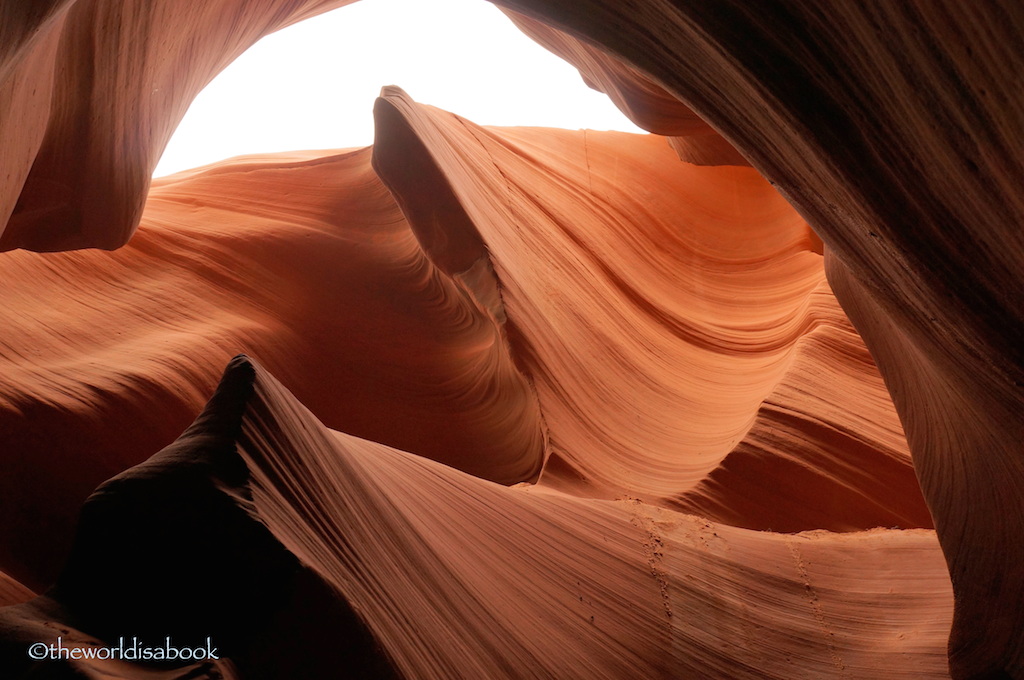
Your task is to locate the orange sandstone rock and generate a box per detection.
[0,0,1020,676]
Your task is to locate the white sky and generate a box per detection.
[154,0,645,177]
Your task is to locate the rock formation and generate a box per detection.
[0,1,1020,678]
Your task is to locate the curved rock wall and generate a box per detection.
[1,1,1020,677]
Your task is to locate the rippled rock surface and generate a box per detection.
[1,1,1021,678]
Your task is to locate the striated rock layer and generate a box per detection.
[0,142,544,590]
[0,0,1021,677]
[2,357,954,679]
[373,88,930,534]
[0,101,931,597]
[1,99,946,676]
[490,3,1024,674]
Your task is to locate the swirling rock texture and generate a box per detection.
[0,2,1020,680]
[489,3,1024,677]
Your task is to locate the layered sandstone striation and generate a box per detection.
[1,357,954,678]
[373,88,930,534]
[496,2,1024,675]
[1,0,1020,678]
[0,143,545,590]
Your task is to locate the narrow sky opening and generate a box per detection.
[154,0,645,177]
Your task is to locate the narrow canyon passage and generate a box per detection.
[0,1,1020,678]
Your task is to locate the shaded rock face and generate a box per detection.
[0,2,1020,679]
[0,0,355,252]
[0,358,398,679]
